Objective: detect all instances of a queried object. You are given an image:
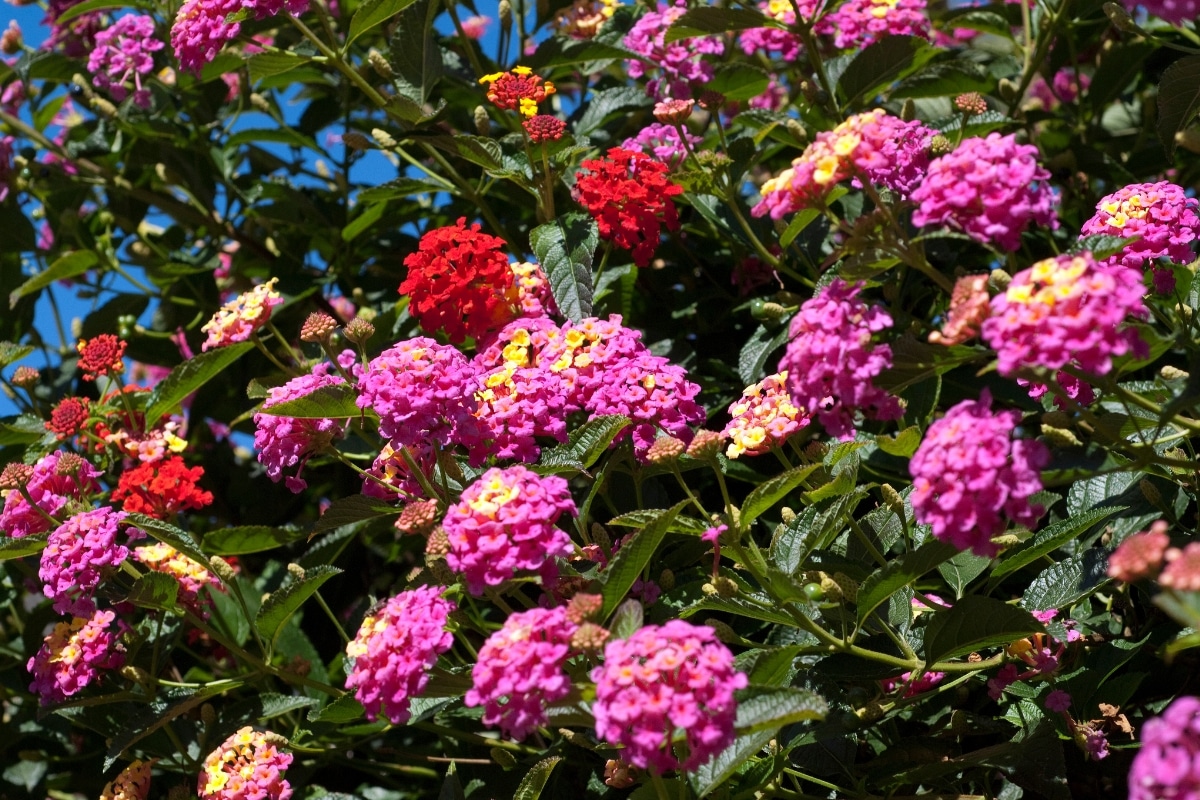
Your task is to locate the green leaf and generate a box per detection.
[513,757,563,800]
[439,764,466,800]
[924,596,1045,664]
[608,509,710,535]
[255,565,342,648]
[991,506,1124,580]
[1156,54,1200,155]
[780,208,822,248]
[1021,549,1110,611]
[357,178,448,202]
[735,686,827,733]
[576,86,652,136]
[737,325,789,385]
[347,0,420,46]
[0,533,48,561]
[837,35,940,107]
[10,251,98,308]
[104,686,224,770]
[688,729,776,798]
[49,0,152,24]
[602,501,687,617]
[425,134,502,171]
[309,694,366,723]
[706,63,770,101]
[608,598,644,640]
[770,505,819,575]
[247,51,312,81]
[0,342,34,367]
[1073,234,1133,260]
[530,212,599,323]
[310,495,400,536]
[126,514,210,569]
[534,414,630,474]
[875,426,922,458]
[201,525,308,556]
[126,571,181,612]
[254,693,319,721]
[937,549,991,597]
[1089,41,1157,111]
[891,60,993,100]
[389,0,442,104]
[856,540,957,625]
[227,127,318,151]
[258,381,360,419]
[664,6,777,42]
[145,342,255,427]
[682,595,797,627]
[739,465,821,529]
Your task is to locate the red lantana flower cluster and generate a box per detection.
[77,334,127,381]
[574,148,682,267]
[111,456,214,519]
[46,396,90,439]
[400,219,519,343]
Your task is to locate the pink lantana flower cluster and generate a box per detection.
[465,606,579,740]
[1128,695,1200,800]
[911,133,1058,251]
[40,507,141,616]
[172,0,308,73]
[824,0,931,49]
[344,586,457,724]
[722,371,809,458]
[100,759,152,800]
[777,280,902,441]
[752,110,935,219]
[1080,180,1200,293]
[442,466,576,594]
[738,0,810,59]
[27,608,127,705]
[592,620,747,772]
[87,15,163,109]
[909,391,1049,556]
[1137,0,1200,23]
[361,441,439,501]
[623,2,725,98]
[254,370,348,492]
[198,726,293,800]
[620,122,701,167]
[981,253,1149,386]
[200,278,284,351]
[0,450,102,538]
[1107,520,1171,583]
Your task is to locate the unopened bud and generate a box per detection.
[1175,127,1200,154]
[698,89,725,111]
[498,0,512,30]
[1041,410,1071,428]
[703,618,738,644]
[1161,365,1189,381]
[645,435,685,464]
[474,105,491,136]
[396,499,440,536]
[686,429,724,459]
[784,118,807,143]
[208,556,238,584]
[780,506,796,524]
[201,703,217,725]
[658,567,675,591]
[590,522,612,554]
[250,93,272,113]
[880,483,905,515]
[120,665,150,684]
[367,48,393,79]
[1040,425,1082,447]
[1103,1,1138,31]
[1,21,23,55]
[425,526,450,557]
[954,92,987,115]
[55,452,84,476]
[287,563,306,580]
[91,96,117,117]
[708,576,738,598]
[263,732,290,748]
[900,98,916,121]
[300,312,337,344]
[371,128,397,149]
[988,269,1012,292]
[929,134,954,155]
[998,78,1020,103]
[570,621,611,653]
[567,592,603,624]
[1140,478,1164,509]
[343,317,375,344]
[11,365,38,388]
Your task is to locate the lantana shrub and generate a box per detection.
[4,0,1200,795]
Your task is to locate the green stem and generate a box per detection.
[314,590,352,644]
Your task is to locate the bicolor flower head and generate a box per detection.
[442,466,577,594]
[909,391,1049,556]
[344,586,457,724]
[27,609,127,705]
[591,620,747,772]
[200,278,284,350]
[199,726,293,800]
[100,759,152,800]
[134,542,223,615]
[722,371,809,458]
[479,66,556,117]
[76,333,128,380]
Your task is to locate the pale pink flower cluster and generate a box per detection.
[344,586,457,724]
[27,609,127,705]
[1107,520,1170,583]
[911,133,1058,251]
[592,620,747,772]
[198,726,293,800]
[1128,695,1200,799]
[254,370,347,492]
[909,391,1049,556]
[87,15,163,109]
[0,450,101,538]
[623,2,725,98]
[1160,543,1200,592]
[981,253,1149,382]
[824,0,931,49]
[777,280,902,441]
[442,466,576,594]
[40,507,141,616]
[134,542,223,615]
[752,110,935,219]
[200,278,284,351]
[466,607,579,740]
[722,371,809,458]
[1080,181,1200,293]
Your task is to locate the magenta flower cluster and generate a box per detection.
[465,606,578,740]
[910,133,1058,251]
[1080,180,1200,293]
[0,450,101,538]
[777,280,902,441]
[824,0,931,49]
[344,586,456,724]
[592,620,747,773]
[1128,695,1200,800]
[87,15,163,109]
[27,608,127,705]
[909,391,1049,556]
[40,507,141,616]
[171,0,307,74]
[623,2,724,98]
[1138,0,1200,23]
[254,370,347,493]
[442,465,576,594]
[737,0,811,59]
[620,122,701,167]
[981,253,1149,382]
